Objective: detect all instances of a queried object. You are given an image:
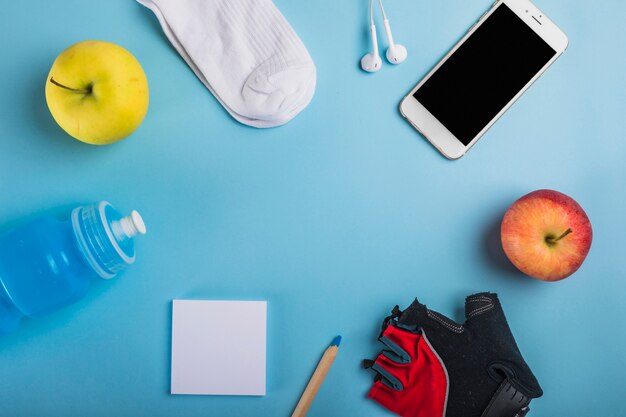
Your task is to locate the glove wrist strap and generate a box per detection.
[481,379,531,417]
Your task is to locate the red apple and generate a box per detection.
[500,190,592,281]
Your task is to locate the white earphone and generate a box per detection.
[361,0,407,73]
[361,19,382,72]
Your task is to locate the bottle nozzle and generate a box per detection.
[118,211,147,238]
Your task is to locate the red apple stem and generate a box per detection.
[546,228,573,245]
[49,77,92,94]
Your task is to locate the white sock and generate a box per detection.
[137,0,316,128]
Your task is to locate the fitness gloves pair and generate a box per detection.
[364,293,542,417]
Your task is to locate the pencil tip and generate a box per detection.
[330,335,342,347]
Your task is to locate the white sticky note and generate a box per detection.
[171,300,267,396]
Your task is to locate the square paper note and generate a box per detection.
[171,300,267,396]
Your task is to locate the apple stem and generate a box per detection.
[49,77,92,94]
[546,228,573,245]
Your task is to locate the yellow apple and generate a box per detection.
[45,40,149,145]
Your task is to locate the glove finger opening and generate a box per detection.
[465,292,497,320]
[379,335,411,364]
[378,324,422,363]
[396,299,467,335]
[371,362,404,391]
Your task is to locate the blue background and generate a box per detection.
[0,0,624,416]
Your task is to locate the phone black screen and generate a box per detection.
[413,4,556,146]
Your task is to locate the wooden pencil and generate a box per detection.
[290,336,342,417]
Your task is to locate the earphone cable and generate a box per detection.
[377,0,388,20]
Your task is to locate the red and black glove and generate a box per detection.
[364,293,542,417]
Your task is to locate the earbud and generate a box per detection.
[382,18,407,64]
[361,0,407,73]
[361,23,382,72]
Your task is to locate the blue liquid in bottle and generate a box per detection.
[0,201,146,334]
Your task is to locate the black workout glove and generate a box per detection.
[365,292,543,417]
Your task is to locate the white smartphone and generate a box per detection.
[400,0,568,159]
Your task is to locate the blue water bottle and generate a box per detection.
[0,201,146,334]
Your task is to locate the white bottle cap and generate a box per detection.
[119,211,147,238]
